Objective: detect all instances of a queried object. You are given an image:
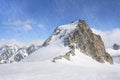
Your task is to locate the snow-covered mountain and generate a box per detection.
[23,20,116,65]
[1,20,119,65]
[42,20,113,64]
[0,20,120,80]
[0,44,38,63]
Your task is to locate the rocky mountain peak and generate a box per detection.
[43,20,113,64]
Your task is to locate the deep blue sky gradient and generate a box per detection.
[0,0,120,42]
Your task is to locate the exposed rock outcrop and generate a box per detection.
[52,50,75,62]
[113,43,120,50]
[43,20,113,64]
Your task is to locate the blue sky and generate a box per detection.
[0,0,120,42]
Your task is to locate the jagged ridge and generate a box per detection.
[0,44,38,63]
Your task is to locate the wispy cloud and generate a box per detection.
[0,0,25,23]
[6,20,33,31]
[37,24,45,29]
[0,39,44,47]
[7,19,45,30]
[23,24,32,31]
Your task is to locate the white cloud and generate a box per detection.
[8,20,32,26]
[7,20,45,31]
[7,20,33,31]
[23,24,32,31]
[0,39,23,47]
[37,24,44,29]
[92,28,120,48]
[0,39,44,47]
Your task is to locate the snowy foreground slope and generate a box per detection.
[0,45,120,80]
[0,61,120,80]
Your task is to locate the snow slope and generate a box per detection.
[0,61,120,80]
[0,46,120,80]
[23,44,70,62]
[20,39,120,80]
[23,21,79,62]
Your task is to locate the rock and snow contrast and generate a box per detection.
[0,20,120,80]
[43,20,113,64]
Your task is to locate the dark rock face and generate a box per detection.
[27,44,37,55]
[14,53,24,62]
[43,20,113,64]
[42,36,52,46]
[113,43,120,50]
[68,20,113,64]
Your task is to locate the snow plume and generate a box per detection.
[92,28,120,48]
